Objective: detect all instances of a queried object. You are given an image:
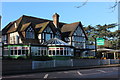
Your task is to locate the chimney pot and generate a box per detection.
[53,13,59,28]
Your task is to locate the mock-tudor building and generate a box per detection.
[2,13,95,59]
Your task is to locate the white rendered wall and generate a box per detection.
[10,32,22,44]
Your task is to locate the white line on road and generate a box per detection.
[64,71,68,73]
[77,71,82,76]
[3,76,21,78]
[112,68,118,70]
[97,70,106,73]
[44,74,49,79]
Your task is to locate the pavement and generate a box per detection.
[3,64,120,76]
[2,66,120,79]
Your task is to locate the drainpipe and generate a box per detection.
[114,52,116,59]
[28,43,31,59]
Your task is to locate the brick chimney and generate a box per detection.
[52,13,59,28]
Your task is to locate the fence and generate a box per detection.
[100,59,110,65]
[32,59,120,69]
[2,59,120,75]
[32,60,54,69]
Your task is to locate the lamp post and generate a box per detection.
[91,35,97,57]
[94,38,97,57]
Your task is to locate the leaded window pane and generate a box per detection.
[26,26,35,39]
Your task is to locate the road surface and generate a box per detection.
[2,67,120,80]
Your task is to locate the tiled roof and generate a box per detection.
[20,22,31,31]
[61,22,88,39]
[2,22,14,35]
[2,15,88,40]
[61,22,80,36]
[35,22,50,33]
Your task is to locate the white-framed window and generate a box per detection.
[48,47,73,56]
[10,47,29,55]
[42,26,54,42]
[31,47,47,56]
[26,26,35,39]
[71,26,86,49]
[46,34,51,41]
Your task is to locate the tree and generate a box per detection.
[75,0,118,11]
[84,23,118,49]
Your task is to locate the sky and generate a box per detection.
[1,2,118,31]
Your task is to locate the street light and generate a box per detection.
[95,38,97,57]
[90,33,97,57]
[92,36,97,57]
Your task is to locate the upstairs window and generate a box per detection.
[26,26,35,39]
[55,31,61,39]
[42,26,54,42]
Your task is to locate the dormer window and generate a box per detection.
[55,31,61,39]
[26,26,35,39]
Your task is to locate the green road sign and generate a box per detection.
[96,38,104,45]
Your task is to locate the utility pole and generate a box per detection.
[95,38,97,57]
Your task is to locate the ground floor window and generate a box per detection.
[9,46,29,56]
[10,50,14,55]
[31,47,47,56]
[48,47,73,56]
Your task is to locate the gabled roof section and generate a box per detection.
[2,14,88,39]
[61,22,80,36]
[20,22,31,32]
[61,22,88,40]
[2,16,23,35]
[35,21,60,34]
[2,22,14,35]
[79,22,88,40]
[2,15,65,35]
[7,23,17,33]
[35,21,50,33]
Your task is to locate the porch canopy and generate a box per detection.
[92,48,120,59]
[43,38,69,46]
[43,38,74,56]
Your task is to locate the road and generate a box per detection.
[2,67,120,80]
